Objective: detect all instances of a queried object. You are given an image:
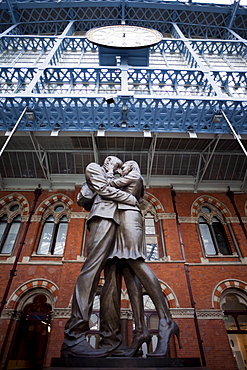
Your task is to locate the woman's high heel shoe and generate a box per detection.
[147,320,182,357]
[122,327,151,357]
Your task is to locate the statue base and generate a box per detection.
[47,357,209,369]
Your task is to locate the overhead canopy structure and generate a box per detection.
[0,0,246,192]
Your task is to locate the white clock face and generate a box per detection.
[86,25,163,49]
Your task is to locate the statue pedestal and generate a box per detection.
[46,357,209,369]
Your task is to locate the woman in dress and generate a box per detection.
[100,160,181,357]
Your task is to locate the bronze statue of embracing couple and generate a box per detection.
[61,156,181,358]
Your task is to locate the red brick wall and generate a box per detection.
[0,188,246,370]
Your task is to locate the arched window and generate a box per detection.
[221,289,247,370]
[37,204,69,255]
[144,212,159,261]
[7,293,52,370]
[198,205,232,256]
[0,203,22,254]
[143,294,159,332]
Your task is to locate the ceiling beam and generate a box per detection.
[146,133,158,188]
[29,132,52,188]
[0,106,27,157]
[194,135,221,192]
[91,132,99,163]
[221,110,247,157]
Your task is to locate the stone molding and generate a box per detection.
[178,217,197,223]
[30,215,42,222]
[1,308,223,320]
[28,214,247,223]
[30,212,89,220]
[169,308,222,319]
[157,213,176,220]
[178,216,240,224]
[70,212,88,219]
[196,310,224,319]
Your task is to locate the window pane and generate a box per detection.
[92,295,100,310]
[37,223,54,254]
[53,222,68,255]
[150,314,159,330]
[10,204,19,212]
[89,313,99,330]
[0,220,7,243]
[46,215,54,222]
[213,222,232,255]
[146,243,159,261]
[202,206,211,213]
[145,217,156,234]
[143,295,155,310]
[1,221,21,254]
[199,223,216,255]
[55,205,64,212]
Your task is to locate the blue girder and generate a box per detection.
[0,95,246,135]
[0,0,246,37]
[0,1,246,135]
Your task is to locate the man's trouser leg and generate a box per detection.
[63,218,117,348]
[99,258,122,349]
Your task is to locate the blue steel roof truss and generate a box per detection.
[0,1,246,191]
[0,1,246,136]
[0,40,246,134]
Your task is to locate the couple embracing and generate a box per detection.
[61,156,181,358]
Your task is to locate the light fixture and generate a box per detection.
[50,128,60,136]
[25,110,35,121]
[121,121,127,128]
[143,129,152,137]
[116,56,121,66]
[97,129,105,137]
[121,104,128,113]
[213,114,222,124]
[187,130,197,138]
[104,96,115,104]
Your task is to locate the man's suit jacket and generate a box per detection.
[85,162,137,225]
[110,170,143,212]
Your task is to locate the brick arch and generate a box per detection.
[160,281,179,308]
[212,279,247,309]
[7,279,59,309]
[143,191,164,214]
[191,195,231,218]
[0,193,29,216]
[68,279,178,309]
[121,280,179,309]
[35,193,73,216]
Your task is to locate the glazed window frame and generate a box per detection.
[36,203,69,256]
[0,203,22,255]
[197,204,233,257]
[221,289,247,334]
[144,212,160,261]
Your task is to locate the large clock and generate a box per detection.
[86,25,163,49]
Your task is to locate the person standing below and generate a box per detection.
[61,156,138,358]
[100,160,182,357]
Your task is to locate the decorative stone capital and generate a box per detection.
[71,212,88,219]
[178,217,198,223]
[157,213,176,220]
[196,310,224,320]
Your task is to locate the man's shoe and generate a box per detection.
[61,339,108,358]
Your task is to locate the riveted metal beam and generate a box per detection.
[194,135,221,192]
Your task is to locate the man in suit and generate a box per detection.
[61,156,138,358]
